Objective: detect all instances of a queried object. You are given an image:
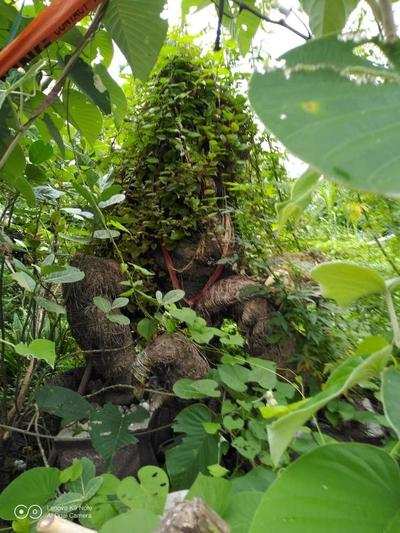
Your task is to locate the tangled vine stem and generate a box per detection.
[230,0,311,40]
[214,0,225,51]
[85,383,176,399]
[0,421,173,441]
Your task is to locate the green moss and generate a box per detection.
[110,43,259,259]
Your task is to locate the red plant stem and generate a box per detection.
[161,245,224,307]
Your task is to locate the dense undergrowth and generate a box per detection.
[2,1,400,532]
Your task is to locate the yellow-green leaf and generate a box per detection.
[311,261,386,306]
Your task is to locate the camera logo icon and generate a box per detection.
[14,504,43,520]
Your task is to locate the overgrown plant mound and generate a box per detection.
[112,46,258,258]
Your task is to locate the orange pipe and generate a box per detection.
[0,0,104,79]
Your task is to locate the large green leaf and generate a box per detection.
[248,37,400,197]
[66,57,111,114]
[300,0,359,36]
[80,473,120,530]
[166,404,219,489]
[0,467,60,520]
[94,64,127,127]
[173,378,221,399]
[0,141,25,180]
[236,0,260,54]
[276,167,320,230]
[103,0,168,80]
[282,35,374,70]
[0,141,34,206]
[224,491,263,533]
[29,140,53,164]
[311,261,386,306]
[382,367,400,439]
[5,173,35,207]
[250,443,400,533]
[14,339,56,368]
[186,474,263,533]
[267,345,391,466]
[43,113,65,157]
[36,385,93,424]
[117,466,169,515]
[182,0,211,16]
[90,404,147,467]
[35,296,66,315]
[43,266,85,284]
[187,474,232,517]
[100,508,159,533]
[11,271,36,292]
[231,467,275,494]
[65,90,103,146]
[94,30,114,67]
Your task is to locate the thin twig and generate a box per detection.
[214,0,225,51]
[7,358,36,424]
[0,422,172,441]
[0,2,107,173]
[85,383,176,399]
[231,0,310,40]
[379,0,397,42]
[34,405,49,467]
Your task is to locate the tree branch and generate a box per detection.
[365,0,384,36]
[231,0,310,40]
[214,0,225,51]
[365,0,383,24]
[0,421,173,440]
[0,2,107,174]
[379,0,397,42]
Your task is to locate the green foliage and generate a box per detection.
[14,338,56,368]
[4,2,400,532]
[0,468,60,520]
[80,473,120,529]
[267,343,391,466]
[93,295,131,325]
[103,0,168,81]
[173,378,221,399]
[300,0,359,37]
[381,367,400,439]
[249,36,400,197]
[36,385,93,424]
[166,404,220,489]
[90,403,147,468]
[250,443,400,533]
[311,262,386,306]
[276,168,320,231]
[117,466,169,515]
[99,508,159,533]
[112,43,259,256]
[171,355,291,477]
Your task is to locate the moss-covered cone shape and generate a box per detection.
[111,44,258,259]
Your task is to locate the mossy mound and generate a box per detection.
[111,44,258,260]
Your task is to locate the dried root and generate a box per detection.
[195,275,263,316]
[63,254,135,385]
[196,274,295,366]
[134,332,209,389]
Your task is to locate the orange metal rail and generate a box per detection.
[0,0,104,79]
